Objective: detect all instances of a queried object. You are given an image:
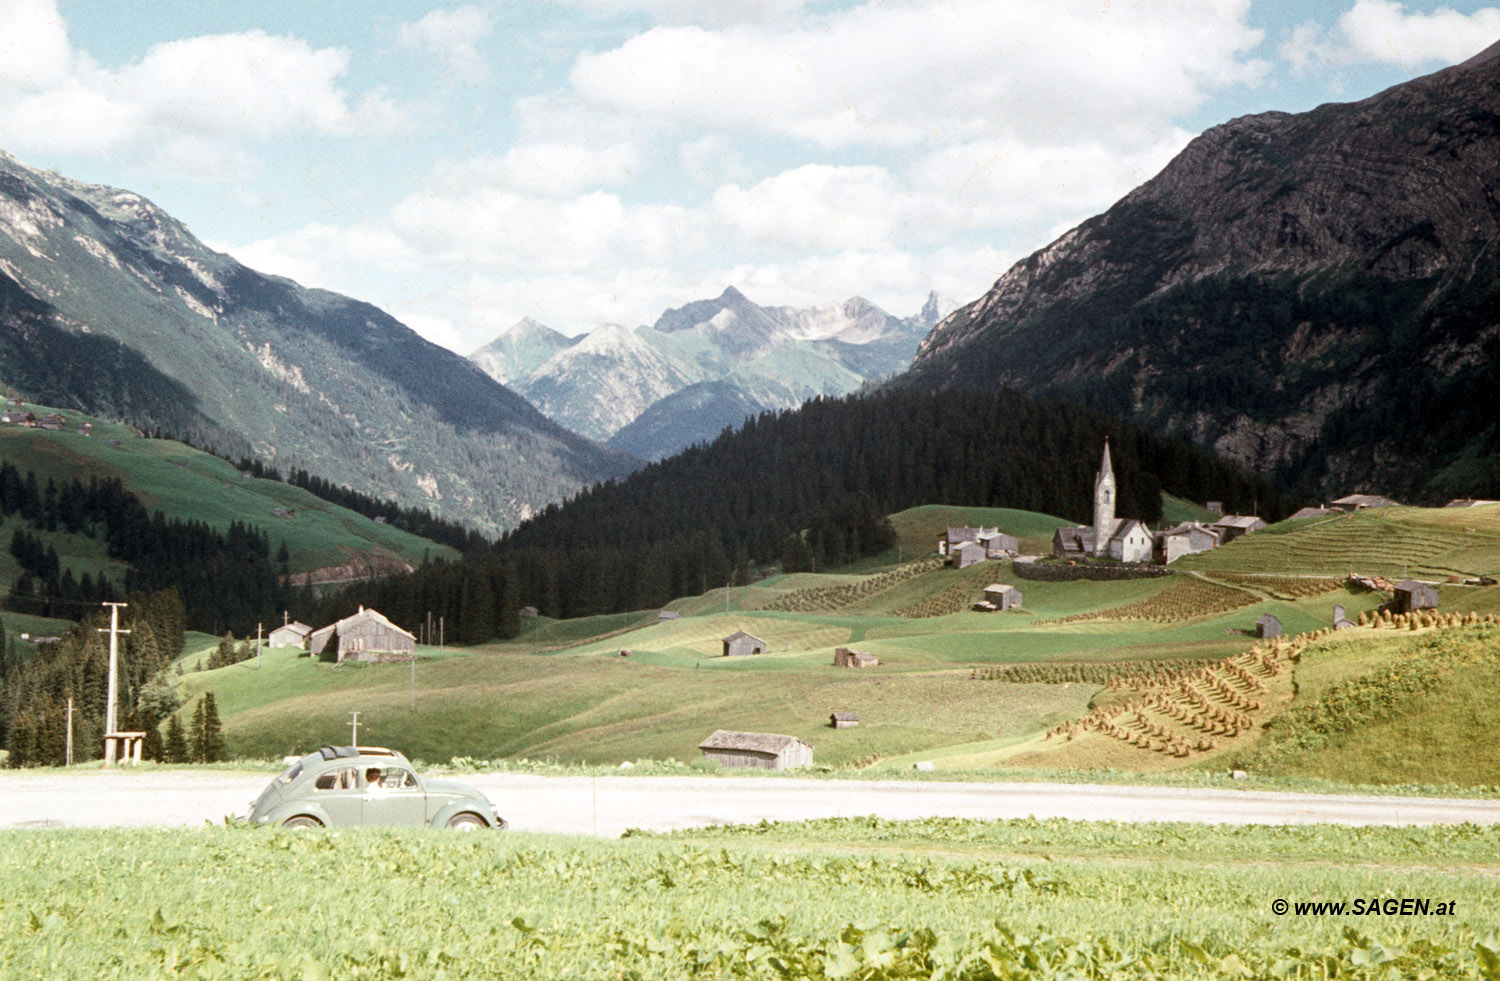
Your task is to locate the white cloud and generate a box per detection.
[397,5,495,84]
[1283,0,1500,72]
[559,0,810,27]
[567,0,1267,149]
[429,142,641,197]
[0,1,404,178]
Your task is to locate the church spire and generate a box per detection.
[1092,437,1117,555]
[1099,437,1113,479]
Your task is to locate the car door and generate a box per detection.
[361,766,428,826]
[311,766,363,825]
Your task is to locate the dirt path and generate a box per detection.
[3,770,1499,836]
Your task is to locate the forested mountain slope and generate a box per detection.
[907,42,1500,502]
[0,151,633,535]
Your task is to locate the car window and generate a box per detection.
[314,767,358,791]
[384,768,418,790]
[276,763,303,785]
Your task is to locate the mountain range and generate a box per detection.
[906,40,1500,501]
[0,151,632,536]
[470,287,952,460]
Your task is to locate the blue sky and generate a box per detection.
[2,0,1496,352]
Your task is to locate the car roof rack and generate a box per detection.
[317,745,400,760]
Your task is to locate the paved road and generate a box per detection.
[3,770,1498,835]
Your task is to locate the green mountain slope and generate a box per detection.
[0,150,634,535]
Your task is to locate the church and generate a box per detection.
[1051,439,1154,563]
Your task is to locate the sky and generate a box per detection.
[1,1,1496,353]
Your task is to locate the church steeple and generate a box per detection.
[1092,438,1118,555]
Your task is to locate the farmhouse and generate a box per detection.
[1155,522,1219,564]
[1210,514,1267,544]
[829,712,858,729]
[1256,614,1283,639]
[1051,440,1151,563]
[308,606,416,662]
[833,647,879,668]
[722,630,767,657]
[698,730,813,770]
[268,621,312,649]
[976,583,1022,611]
[1331,493,1399,511]
[1205,501,1223,516]
[1393,580,1439,613]
[36,412,64,430]
[939,526,996,556]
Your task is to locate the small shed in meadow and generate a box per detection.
[1393,580,1439,613]
[722,630,767,657]
[1331,494,1399,511]
[657,610,681,623]
[1332,604,1353,630]
[833,647,879,668]
[1256,614,1283,639]
[698,730,813,770]
[829,712,859,729]
[981,583,1022,611]
[268,621,313,649]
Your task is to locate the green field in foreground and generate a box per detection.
[4,819,1499,979]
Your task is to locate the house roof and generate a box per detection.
[945,526,995,542]
[1287,506,1338,520]
[698,730,810,753]
[1213,515,1266,529]
[657,610,681,620]
[1160,521,1218,538]
[314,606,415,642]
[830,712,858,721]
[1331,493,1399,509]
[983,583,1018,593]
[272,622,312,637]
[1110,519,1150,540]
[1256,614,1281,625]
[1394,580,1436,593]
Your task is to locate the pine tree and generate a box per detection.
[199,692,225,763]
[164,714,188,764]
[190,696,207,763]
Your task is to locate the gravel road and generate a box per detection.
[4,770,1499,836]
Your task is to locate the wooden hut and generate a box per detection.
[981,532,1020,558]
[1155,522,1219,564]
[1211,515,1267,544]
[698,730,813,770]
[657,610,681,623]
[833,647,879,668]
[309,606,416,662]
[722,630,767,657]
[1393,580,1438,613]
[268,621,312,649]
[1332,604,1353,630]
[1256,614,1283,639]
[829,712,858,729]
[940,527,996,556]
[980,583,1022,611]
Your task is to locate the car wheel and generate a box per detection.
[282,815,323,829]
[446,813,486,831]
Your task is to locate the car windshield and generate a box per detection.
[275,762,304,785]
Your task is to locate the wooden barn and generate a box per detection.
[833,647,879,668]
[1331,494,1399,511]
[1211,515,1267,544]
[951,541,986,568]
[268,621,312,649]
[939,526,996,556]
[309,606,416,662]
[829,712,858,729]
[1155,522,1219,564]
[981,532,1020,558]
[1256,614,1283,639]
[657,610,681,623]
[722,630,767,657]
[1332,604,1354,630]
[698,730,813,770]
[1393,580,1439,613]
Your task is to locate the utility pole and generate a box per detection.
[439,617,443,650]
[65,696,73,767]
[409,652,416,712]
[256,622,263,669]
[99,601,130,766]
[348,711,361,748]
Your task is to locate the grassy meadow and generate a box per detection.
[5,819,1500,979]
[175,502,1500,795]
[0,403,455,592]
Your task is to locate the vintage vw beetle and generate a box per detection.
[247,746,506,830]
